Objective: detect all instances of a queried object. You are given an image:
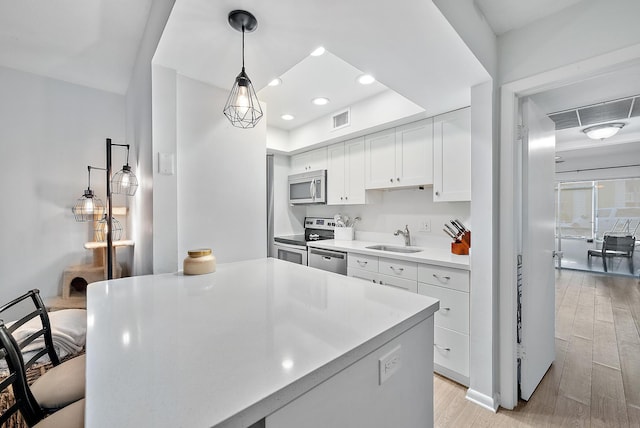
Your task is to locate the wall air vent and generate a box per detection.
[332,109,350,130]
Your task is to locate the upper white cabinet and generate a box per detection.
[433,108,471,202]
[327,137,365,205]
[290,147,327,174]
[364,119,433,190]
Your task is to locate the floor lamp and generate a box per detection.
[72,138,138,279]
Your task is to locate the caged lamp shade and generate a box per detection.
[111,164,138,196]
[95,214,123,242]
[72,189,104,222]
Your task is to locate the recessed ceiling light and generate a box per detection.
[281,114,295,121]
[268,78,282,87]
[310,46,325,57]
[312,97,330,106]
[357,74,375,85]
[582,122,625,140]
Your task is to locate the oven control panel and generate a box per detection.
[304,217,336,230]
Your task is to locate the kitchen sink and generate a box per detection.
[365,245,423,253]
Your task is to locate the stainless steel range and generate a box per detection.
[273,217,336,266]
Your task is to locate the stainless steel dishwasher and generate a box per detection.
[307,248,347,275]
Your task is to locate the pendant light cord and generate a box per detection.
[242,25,245,70]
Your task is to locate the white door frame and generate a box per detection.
[498,43,640,410]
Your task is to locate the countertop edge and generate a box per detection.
[216,302,439,428]
[306,239,470,270]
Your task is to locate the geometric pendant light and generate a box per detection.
[223,10,263,129]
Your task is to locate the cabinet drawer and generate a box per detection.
[377,274,417,293]
[379,257,417,281]
[347,267,377,283]
[418,283,469,334]
[348,253,378,273]
[434,326,469,378]
[418,264,469,292]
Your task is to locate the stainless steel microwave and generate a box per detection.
[288,170,326,205]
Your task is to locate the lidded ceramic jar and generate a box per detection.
[183,248,216,275]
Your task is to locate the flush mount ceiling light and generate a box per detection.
[312,97,330,106]
[357,74,375,85]
[310,46,325,57]
[268,78,282,87]
[582,122,625,140]
[281,114,295,121]
[223,10,263,129]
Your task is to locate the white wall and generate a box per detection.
[432,0,498,79]
[267,127,290,154]
[287,90,425,152]
[498,0,640,84]
[151,64,178,273]
[125,0,175,275]
[0,66,125,304]
[176,75,267,264]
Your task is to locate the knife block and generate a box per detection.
[451,231,471,255]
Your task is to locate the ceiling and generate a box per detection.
[474,0,587,35]
[153,0,490,129]
[0,0,153,94]
[256,50,388,131]
[530,60,640,158]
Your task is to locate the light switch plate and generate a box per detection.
[378,345,401,385]
[158,152,175,175]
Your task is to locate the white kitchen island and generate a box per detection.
[85,258,439,427]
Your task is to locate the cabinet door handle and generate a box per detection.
[435,191,440,196]
[372,279,377,284]
[345,196,348,200]
[340,197,344,200]
[434,344,451,352]
[390,266,404,273]
[441,307,451,312]
[322,256,332,261]
[357,260,368,267]
[397,177,400,181]
[390,178,394,183]
[433,274,451,281]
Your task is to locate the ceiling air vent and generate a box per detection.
[578,98,633,126]
[332,109,350,130]
[549,111,580,130]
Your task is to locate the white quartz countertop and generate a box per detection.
[85,258,439,427]
[306,239,470,270]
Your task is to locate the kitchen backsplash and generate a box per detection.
[305,187,470,248]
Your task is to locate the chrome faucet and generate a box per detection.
[394,225,411,246]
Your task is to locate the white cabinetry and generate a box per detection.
[327,137,365,205]
[290,147,327,174]
[348,254,419,293]
[433,107,471,202]
[348,251,470,385]
[418,263,470,385]
[364,119,433,190]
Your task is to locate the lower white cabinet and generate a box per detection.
[418,263,470,386]
[348,251,470,386]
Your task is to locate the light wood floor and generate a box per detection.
[434,269,640,427]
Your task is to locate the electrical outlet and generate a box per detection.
[378,345,401,385]
[422,219,431,232]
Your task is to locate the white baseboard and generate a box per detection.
[465,388,499,412]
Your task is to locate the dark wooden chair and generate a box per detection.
[0,290,85,411]
[0,320,43,426]
[588,234,636,273]
[0,321,85,427]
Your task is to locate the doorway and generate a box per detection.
[500,47,640,409]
